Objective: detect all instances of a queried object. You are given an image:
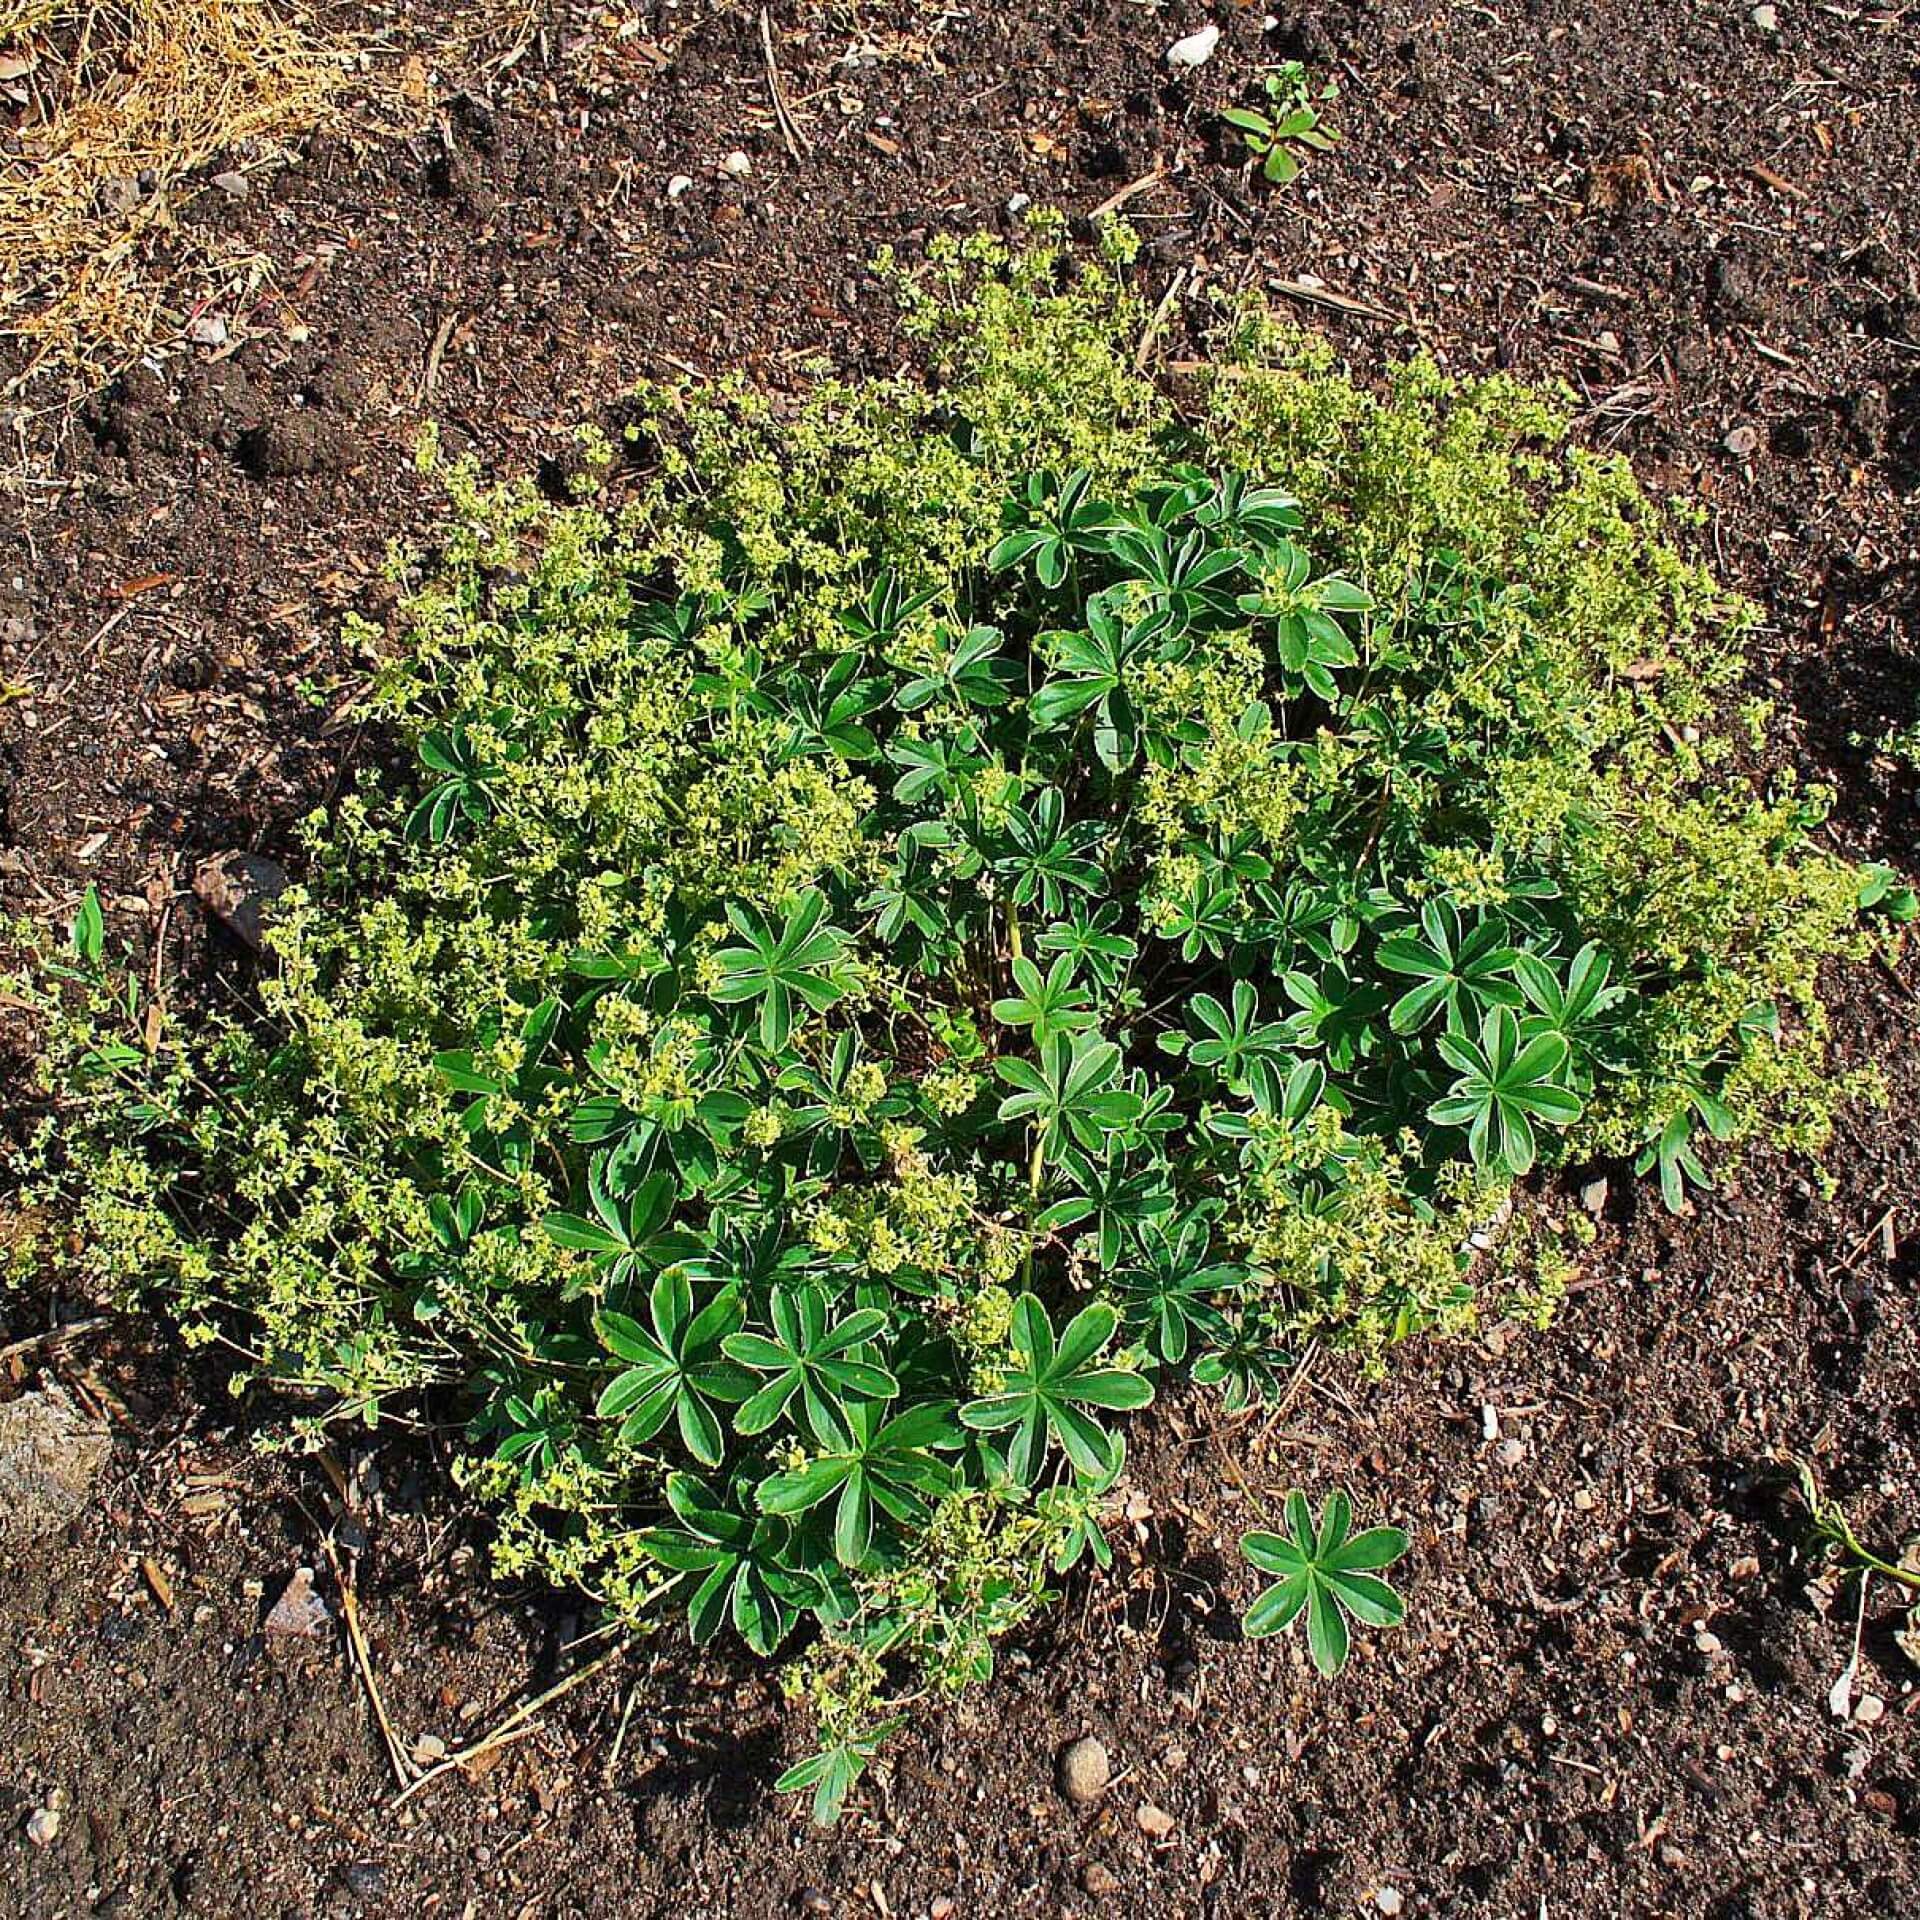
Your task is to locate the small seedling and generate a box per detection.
[775,1715,904,1825]
[1786,1454,1920,1592]
[1857,861,1918,925]
[1221,62,1341,187]
[1240,1490,1409,1674]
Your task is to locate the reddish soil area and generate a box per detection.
[3,3,1916,1916]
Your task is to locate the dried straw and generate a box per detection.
[0,0,352,387]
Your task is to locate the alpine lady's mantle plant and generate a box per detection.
[17,222,1882,1817]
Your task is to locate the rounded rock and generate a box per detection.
[1058,1735,1111,1805]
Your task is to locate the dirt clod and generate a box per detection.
[238,412,364,479]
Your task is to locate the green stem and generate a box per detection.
[1835,1518,1920,1591]
[1022,1127,1047,1290]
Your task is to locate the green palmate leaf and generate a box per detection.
[1030,591,1155,769]
[776,1717,905,1826]
[995,1029,1145,1160]
[1042,1138,1175,1271]
[404,716,516,844]
[992,952,1096,1045]
[1376,898,1522,1036]
[990,467,1118,589]
[1428,1005,1583,1176]
[710,890,855,1052]
[996,787,1104,915]
[1240,1490,1409,1675]
[895,622,1019,711]
[1183,980,1293,1094]
[595,1270,752,1467]
[1112,1210,1245,1366]
[723,1287,898,1445]
[639,1472,821,1655]
[756,1399,961,1568]
[960,1295,1153,1484]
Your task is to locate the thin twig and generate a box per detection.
[760,9,811,160]
[0,1317,109,1364]
[602,1679,641,1784]
[393,1644,626,1807]
[420,312,457,400]
[1266,275,1407,326]
[318,1533,416,1789]
[1088,166,1167,221]
[1135,267,1188,373]
[1837,1205,1897,1274]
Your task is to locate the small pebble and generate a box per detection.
[1136,1802,1177,1839]
[720,150,752,178]
[26,1806,60,1847]
[930,1899,955,1920]
[1751,4,1779,30]
[1496,1438,1527,1467]
[1376,1889,1406,1917]
[1579,1175,1609,1216]
[1724,424,1759,458]
[1694,1630,1724,1657]
[666,174,694,199]
[1059,1735,1111,1805]
[1854,1695,1885,1726]
[1082,1862,1121,1896]
[1166,22,1221,69]
[186,313,228,347]
[211,170,250,198]
[264,1565,331,1639]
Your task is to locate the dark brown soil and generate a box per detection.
[4,4,1917,1916]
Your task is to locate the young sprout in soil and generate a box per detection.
[1221,62,1342,187]
[1786,1453,1920,1593]
[1241,1491,1410,1675]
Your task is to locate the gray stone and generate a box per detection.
[192,850,289,950]
[265,1566,332,1639]
[0,1386,110,1547]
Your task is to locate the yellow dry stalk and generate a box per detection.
[0,0,354,388]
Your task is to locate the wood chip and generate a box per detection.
[142,1554,175,1611]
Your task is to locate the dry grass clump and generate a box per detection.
[0,0,353,389]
